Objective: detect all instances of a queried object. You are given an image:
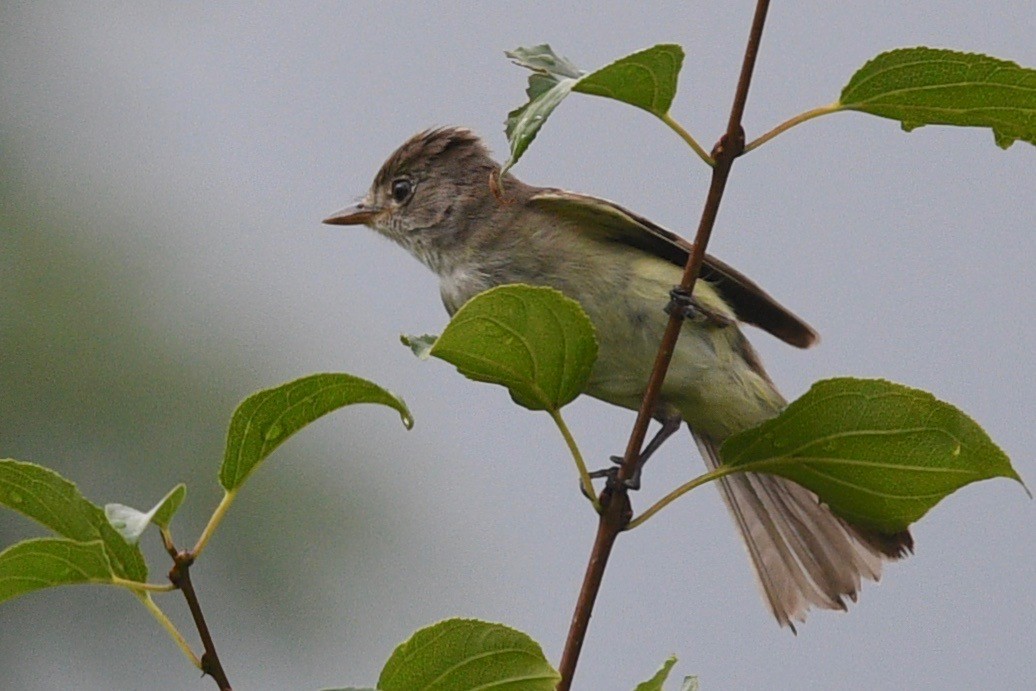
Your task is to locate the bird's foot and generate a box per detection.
[586,455,642,492]
[583,414,683,496]
[666,285,734,327]
[665,285,702,321]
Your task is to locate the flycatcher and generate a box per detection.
[324,126,912,628]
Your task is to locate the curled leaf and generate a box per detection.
[400,333,437,360]
[504,44,684,172]
[105,484,186,543]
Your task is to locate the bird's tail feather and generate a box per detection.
[692,430,913,629]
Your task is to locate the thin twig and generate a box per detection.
[556,2,772,688]
[556,484,629,690]
[163,529,232,689]
[168,550,233,691]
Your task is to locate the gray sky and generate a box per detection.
[1,3,1033,689]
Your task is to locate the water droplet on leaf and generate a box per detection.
[264,424,283,442]
[993,131,1016,150]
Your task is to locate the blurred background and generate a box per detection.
[1,2,1032,689]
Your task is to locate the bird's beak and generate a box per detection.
[322,201,381,226]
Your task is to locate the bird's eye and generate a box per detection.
[390,178,413,203]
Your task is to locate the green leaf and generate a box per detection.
[635,655,678,691]
[504,44,683,172]
[400,333,438,359]
[0,538,114,605]
[378,618,560,691]
[220,373,413,491]
[104,483,186,543]
[426,284,597,412]
[0,459,147,581]
[151,483,187,529]
[721,378,1027,533]
[575,45,683,115]
[839,47,1036,149]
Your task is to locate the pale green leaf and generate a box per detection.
[635,655,679,691]
[839,47,1036,148]
[0,459,147,581]
[378,618,560,691]
[427,285,597,412]
[0,538,114,605]
[721,378,1026,533]
[504,44,683,172]
[400,333,438,360]
[103,505,153,545]
[220,373,413,491]
[104,483,186,543]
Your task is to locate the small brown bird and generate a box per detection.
[325,127,912,628]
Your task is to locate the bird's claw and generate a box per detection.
[665,286,703,321]
[666,285,733,327]
[586,455,642,491]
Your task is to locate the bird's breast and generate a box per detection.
[439,264,492,315]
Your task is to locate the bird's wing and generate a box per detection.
[529,189,819,348]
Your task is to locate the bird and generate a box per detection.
[324,126,912,628]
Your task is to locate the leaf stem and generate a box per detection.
[626,465,740,530]
[191,489,236,557]
[661,113,714,166]
[139,592,201,669]
[550,409,601,512]
[744,102,842,153]
[112,576,177,593]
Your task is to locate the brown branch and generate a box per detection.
[164,535,233,691]
[557,2,772,688]
[556,485,630,689]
